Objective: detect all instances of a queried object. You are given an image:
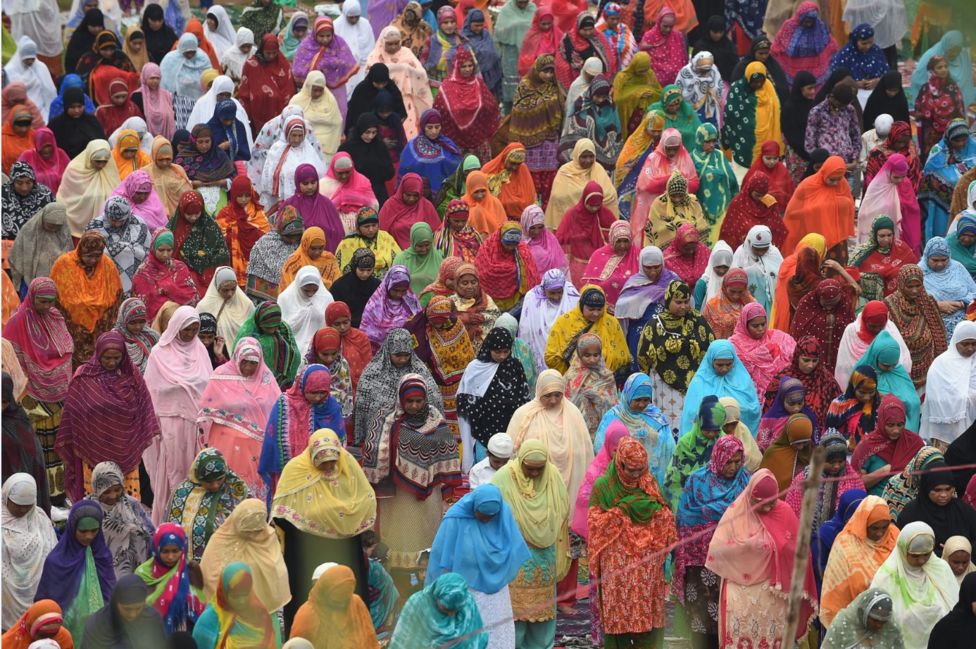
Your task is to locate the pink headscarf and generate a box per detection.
[705,469,818,638]
[570,421,631,539]
[110,169,170,230]
[729,302,796,399]
[322,152,377,212]
[196,336,282,443]
[857,153,921,255]
[581,220,641,305]
[521,204,568,276]
[144,306,213,415]
[16,127,70,194]
[140,63,175,140]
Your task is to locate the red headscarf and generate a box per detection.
[16,127,70,194]
[434,46,499,151]
[378,173,440,249]
[325,301,373,389]
[94,78,142,136]
[663,222,710,286]
[742,140,795,207]
[475,224,541,303]
[851,394,924,472]
[518,7,561,76]
[238,34,295,131]
[858,300,889,343]
[720,171,787,252]
[554,180,615,259]
[789,278,854,372]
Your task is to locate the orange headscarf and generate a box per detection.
[48,232,123,332]
[290,564,380,648]
[111,129,151,180]
[819,495,898,627]
[2,271,21,325]
[770,233,826,332]
[480,143,537,219]
[463,170,507,239]
[782,155,854,255]
[1,599,76,649]
[279,226,341,290]
[1,108,34,174]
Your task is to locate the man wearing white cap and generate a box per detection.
[468,433,513,488]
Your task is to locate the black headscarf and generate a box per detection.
[48,87,107,159]
[80,574,166,649]
[328,247,381,327]
[896,469,976,556]
[198,312,221,368]
[455,327,530,447]
[691,15,738,81]
[345,64,407,135]
[338,113,395,204]
[815,67,852,104]
[861,70,911,132]
[782,70,818,161]
[65,9,105,74]
[803,148,830,179]
[945,419,976,495]
[1,372,51,514]
[928,572,976,644]
[141,3,179,63]
[730,35,790,102]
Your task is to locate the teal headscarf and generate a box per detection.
[646,84,702,150]
[393,222,444,301]
[947,213,976,277]
[692,122,739,225]
[855,330,920,431]
[388,572,488,648]
[665,395,727,506]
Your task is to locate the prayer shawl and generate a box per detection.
[0,475,57,630]
[432,46,499,152]
[741,142,795,209]
[109,169,168,231]
[666,397,726,505]
[159,34,210,101]
[352,328,442,446]
[834,307,914,392]
[195,267,256,346]
[517,9,560,77]
[555,13,616,91]
[7,202,72,288]
[474,224,540,308]
[1,161,54,240]
[86,201,151,294]
[563,332,618,437]
[521,204,567,276]
[782,156,855,256]
[594,372,671,482]
[462,170,506,240]
[762,335,842,428]
[168,204,231,293]
[663,222,710,286]
[238,35,295,132]
[691,122,738,226]
[233,303,301,389]
[553,177,616,266]
[2,278,73,402]
[922,236,976,337]
[130,231,199,324]
[672,436,750,601]
[518,270,581,374]
[279,227,341,291]
[681,340,761,434]
[144,137,192,217]
[676,51,724,128]
[545,137,619,229]
[49,234,122,338]
[612,52,661,134]
[287,72,342,157]
[173,126,235,185]
[113,297,159,374]
[278,266,335,353]
[291,565,378,648]
[3,36,56,121]
[491,439,570,549]
[921,321,976,445]
[850,215,918,298]
[133,524,206,633]
[638,7,687,86]
[508,53,565,152]
[191,562,278,649]
[56,139,121,238]
[361,374,461,497]
[644,85,702,151]
[729,302,796,400]
[703,268,755,339]
[167,450,250,563]
[389,573,486,648]
[359,266,422,349]
[56,333,160,501]
[859,154,921,255]
[16,128,69,194]
[831,23,889,81]
[215,178,271,285]
[87,462,154,578]
[885,264,947,386]
[572,422,630,539]
[770,2,838,84]
[722,61,783,168]
[544,285,631,374]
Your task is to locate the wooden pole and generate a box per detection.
[782,447,825,647]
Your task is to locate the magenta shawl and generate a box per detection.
[281,162,344,253]
[638,7,687,85]
[17,127,70,194]
[520,204,568,276]
[570,421,630,539]
[140,63,175,140]
[730,302,797,400]
[110,169,170,231]
[323,152,377,212]
[359,264,422,348]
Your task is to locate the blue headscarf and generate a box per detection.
[676,435,751,529]
[922,236,976,306]
[426,484,530,594]
[912,30,975,106]
[830,24,889,81]
[594,372,673,488]
[855,331,920,431]
[681,340,761,435]
[814,488,866,577]
[391,572,488,648]
[206,99,251,162]
[48,73,97,118]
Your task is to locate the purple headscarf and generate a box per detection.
[33,499,116,610]
[359,264,422,348]
[281,163,344,253]
[614,246,680,320]
[367,0,410,39]
[291,17,359,114]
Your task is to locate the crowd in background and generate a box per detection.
[2,0,976,647]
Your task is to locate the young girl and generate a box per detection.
[563,332,618,438]
[134,523,206,633]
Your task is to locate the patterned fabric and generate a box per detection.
[665,396,725,506]
[885,264,948,385]
[831,24,889,81]
[85,198,151,293]
[134,523,206,634]
[691,123,738,227]
[1,161,54,239]
[233,303,301,389]
[563,333,618,436]
[881,446,945,518]
[166,449,249,562]
[89,462,154,577]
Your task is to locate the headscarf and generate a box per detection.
[722,61,783,168]
[378,173,440,249]
[782,155,854,256]
[290,563,379,648]
[359,266,423,349]
[562,332,618,436]
[133,523,205,634]
[3,36,56,122]
[279,226,341,291]
[159,33,212,100]
[509,53,566,150]
[911,30,974,109]
[491,439,570,549]
[520,204,566,275]
[388,572,487,648]
[2,162,53,244]
[519,268,581,373]
[143,136,192,216]
[612,51,661,132]
[173,124,235,184]
[232,302,301,388]
[856,330,921,430]
[770,2,838,84]
[681,340,761,434]
[7,203,72,288]
[201,562,277,648]
[221,27,256,81]
[870,521,960,648]
[823,587,904,647]
[921,320,976,445]
[15,128,69,194]
[663,222,710,286]
[702,267,754,339]
[922,236,976,317]
[56,332,160,501]
[517,9,561,77]
[730,302,796,399]
[666,395,727,503]
[55,139,120,237]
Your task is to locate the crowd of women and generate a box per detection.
[2,0,976,648]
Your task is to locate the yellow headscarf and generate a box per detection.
[491,439,569,549]
[544,284,632,373]
[612,52,662,136]
[545,139,620,229]
[744,61,783,162]
[288,70,342,156]
[270,428,377,539]
[199,498,292,612]
[57,139,121,237]
[717,397,763,471]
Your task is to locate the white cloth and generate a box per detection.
[859,125,884,169]
[186,75,255,149]
[6,0,62,58]
[456,358,503,471]
[834,316,913,389]
[3,36,57,122]
[195,266,256,347]
[467,457,498,488]
[517,274,581,374]
[221,28,255,83]
[203,5,237,60]
[843,0,908,50]
[471,586,516,649]
[160,33,212,101]
[1,474,57,629]
[277,265,334,354]
[258,120,328,207]
[564,57,603,120]
[921,320,976,444]
[108,116,154,155]
[701,240,734,306]
[334,0,375,95]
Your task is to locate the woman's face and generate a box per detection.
[308,242,325,259]
[310,86,325,100]
[75,526,99,547]
[538,66,555,82]
[957,338,976,357]
[304,389,329,405]
[613,237,631,256]
[902,278,923,299]
[856,36,874,53]
[388,285,407,300]
[582,304,603,323]
[196,135,212,154]
[797,355,818,374]
[178,322,200,342]
[906,551,931,569]
[355,266,375,280]
[472,188,487,201]
[884,416,905,441]
[578,151,595,169]
[746,315,766,338]
[288,129,305,147]
[126,318,146,335]
[413,240,432,256]
[490,347,511,363]
[701,139,716,153]
[459,60,475,77]
[642,263,662,283]
[934,60,949,78]
[98,483,123,506]
[457,275,479,299]
[12,177,33,197]
[712,358,733,375]
[158,544,181,568]
[521,458,547,479]
[99,44,116,60]
[390,351,412,367]
[402,190,420,206]
[360,126,378,143]
[239,359,258,377]
[182,48,198,60]
[301,283,320,298]
[545,287,563,303]
[866,520,890,542]
[875,228,894,249]
[580,346,602,367]
[384,40,401,54]
[80,250,102,269]
[331,316,351,335]
[629,396,651,412]
[528,223,545,239]
[951,134,970,151]
[784,393,804,415]
[720,451,743,479]
[403,394,427,415]
[155,242,174,264]
[889,172,906,185]
[725,285,745,302]
[183,209,202,225]
[929,484,955,507]
[664,144,680,159]
[948,550,973,576]
[67,102,85,118]
[958,233,976,247]
[824,174,843,187]
[314,345,338,366]
[854,384,876,403]
[762,155,778,168]
[121,146,137,160]
[926,255,949,272]
[99,348,124,371]
[538,18,553,31]
[441,17,457,35]
[39,144,54,159]
[801,83,817,100]
[357,223,378,241]
[539,390,563,409]
[659,19,674,36]
[668,293,691,317]
[424,122,442,140]
[155,151,172,169]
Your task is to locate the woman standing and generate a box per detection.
[55,331,159,505]
[615,245,678,358]
[133,523,205,634]
[885,265,947,389]
[921,237,976,338]
[291,17,359,116]
[195,267,255,346]
[86,461,155,578]
[159,34,211,130]
[703,268,754,339]
[239,35,295,132]
[545,285,630,374]
[673,435,749,648]
[197,337,280,498]
[729,302,796,400]
[365,27,433,141]
[234,302,301,389]
[130,229,200,325]
[771,3,837,85]
[563,334,618,440]
[193,562,281,648]
[491,440,569,649]
[291,563,379,647]
[722,62,782,171]
[919,120,976,242]
[359,266,422,351]
[691,123,737,235]
[393,223,443,299]
[706,469,818,647]
[644,172,709,251]
[849,215,918,299]
[143,307,213,524]
[676,52,724,129]
[638,7,687,86]
[56,140,119,238]
[433,47,499,162]
[379,174,440,250]
[474,223,541,311]
[588,437,677,647]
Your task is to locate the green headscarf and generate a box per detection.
[435,154,481,218]
[692,122,739,225]
[234,302,300,387]
[393,222,444,303]
[590,439,663,525]
[664,395,726,506]
[850,215,897,266]
[645,84,702,150]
